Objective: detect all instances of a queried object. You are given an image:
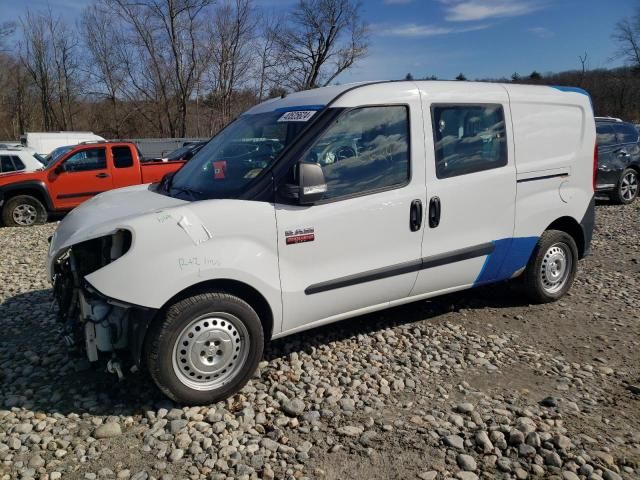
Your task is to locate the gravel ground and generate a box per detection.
[0,200,639,480]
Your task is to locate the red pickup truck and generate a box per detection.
[0,142,185,227]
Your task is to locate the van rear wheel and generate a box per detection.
[145,292,264,405]
[522,230,578,304]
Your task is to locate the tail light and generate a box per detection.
[593,143,598,192]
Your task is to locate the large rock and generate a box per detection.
[94,423,122,439]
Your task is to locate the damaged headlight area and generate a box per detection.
[52,230,143,377]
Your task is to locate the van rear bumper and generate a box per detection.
[579,195,595,258]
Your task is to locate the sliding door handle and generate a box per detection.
[410,199,423,231]
[429,196,441,228]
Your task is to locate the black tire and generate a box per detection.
[610,168,639,205]
[522,230,578,304]
[145,292,264,405]
[1,195,48,227]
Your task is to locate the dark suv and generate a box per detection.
[596,119,640,204]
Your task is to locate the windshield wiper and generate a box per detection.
[170,185,204,200]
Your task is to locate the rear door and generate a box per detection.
[412,87,517,295]
[612,122,640,166]
[110,145,141,188]
[595,123,620,190]
[48,146,113,210]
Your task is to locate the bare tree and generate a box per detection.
[82,4,129,137]
[209,0,257,126]
[254,13,284,101]
[20,11,55,130]
[578,52,588,85]
[275,0,368,90]
[19,9,80,131]
[612,10,640,69]
[101,0,215,137]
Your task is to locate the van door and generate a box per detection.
[276,102,426,334]
[48,146,113,210]
[411,91,517,296]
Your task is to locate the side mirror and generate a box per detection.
[54,164,65,175]
[281,162,327,205]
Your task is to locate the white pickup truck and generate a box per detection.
[48,81,596,404]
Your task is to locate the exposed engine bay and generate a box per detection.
[51,230,149,378]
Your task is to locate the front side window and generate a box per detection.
[302,106,410,200]
[596,124,617,146]
[63,148,107,172]
[613,123,639,144]
[112,146,134,168]
[0,155,15,173]
[432,104,507,179]
[168,111,310,199]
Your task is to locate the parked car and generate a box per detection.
[161,141,207,162]
[48,81,595,404]
[595,118,640,204]
[0,147,46,174]
[20,131,105,156]
[0,142,185,227]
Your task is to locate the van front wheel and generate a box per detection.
[145,292,264,405]
[522,230,578,304]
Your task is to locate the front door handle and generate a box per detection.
[429,196,441,228]
[410,199,423,231]
[96,172,109,178]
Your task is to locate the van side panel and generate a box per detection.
[506,86,595,254]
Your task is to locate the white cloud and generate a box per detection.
[529,26,554,38]
[378,22,490,37]
[441,0,543,22]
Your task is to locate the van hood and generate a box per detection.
[49,184,188,258]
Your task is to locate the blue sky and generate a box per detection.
[0,0,636,81]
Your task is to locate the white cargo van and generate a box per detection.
[21,131,105,156]
[48,81,596,404]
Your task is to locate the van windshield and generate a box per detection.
[166,111,311,200]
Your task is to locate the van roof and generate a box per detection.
[244,80,593,115]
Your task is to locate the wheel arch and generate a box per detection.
[160,278,274,343]
[0,181,54,211]
[545,216,586,259]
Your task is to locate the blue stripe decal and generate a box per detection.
[551,86,593,111]
[473,236,539,286]
[274,104,325,113]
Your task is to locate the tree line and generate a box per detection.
[422,66,640,123]
[2,1,640,141]
[0,0,367,140]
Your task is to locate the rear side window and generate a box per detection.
[302,105,410,200]
[596,124,617,146]
[0,156,15,173]
[432,104,507,179]
[112,146,134,168]
[12,156,26,170]
[613,123,639,144]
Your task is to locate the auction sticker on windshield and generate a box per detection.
[278,110,317,122]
